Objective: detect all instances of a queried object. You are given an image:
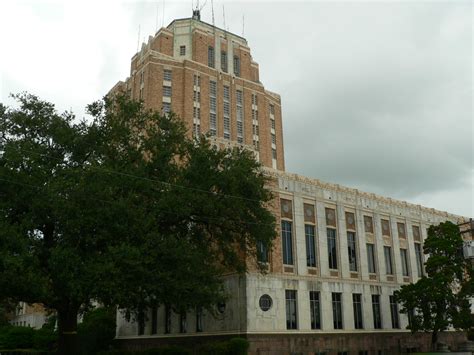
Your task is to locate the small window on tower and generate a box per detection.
[180,45,186,56]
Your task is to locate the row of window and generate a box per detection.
[137,306,204,335]
[285,291,400,330]
[277,220,424,277]
[208,46,240,77]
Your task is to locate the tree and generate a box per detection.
[395,221,474,350]
[0,93,276,354]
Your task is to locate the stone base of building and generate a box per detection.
[115,331,468,354]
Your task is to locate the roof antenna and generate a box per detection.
[242,14,245,37]
[162,0,165,27]
[222,4,226,32]
[136,24,141,52]
[211,0,215,27]
[155,1,159,32]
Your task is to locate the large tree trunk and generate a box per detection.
[58,307,79,355]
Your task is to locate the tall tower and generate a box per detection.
[109,11,285,171]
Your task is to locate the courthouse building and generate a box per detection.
[110,11,470,354]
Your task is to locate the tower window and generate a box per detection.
[233,55,240,77]
[180,45,186,56]
[208,46,215,68]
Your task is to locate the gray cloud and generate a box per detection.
[1,1,472,216]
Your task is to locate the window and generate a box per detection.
[223,85,230,139]
[282,221,293,265]
[269,103,275,115]
[390,295,400,329]
[163,69,172,81]
[209,80,217,136]
[257,240,268,263]
[381,219,391,236]
[414,243,424,277]
[271,133,276,144]
[163,86,172,97]
[305,224,316,267]
[179,45,186,56]
[327,228,338,270]
[137,309,145,335]
[285,290,297,329]
[397,222,406,239]
[412,225,421,241]
[332,292,343,329]
[272,148,277,159]
[367,243,376,273]
[400,249,410,276]
[196,307,203,332]
[384,246,393,275]
[180,312,187,333]
[310,291,321,329]
[353,294,363,329]
[271,119,275,130]
[162,102,171,114]
[221,51,227,72]
[252,93,258,105]
[208,46,215,68]
[372,295,382,329]
[236,90,244,142]
[364,215,374,233]
[193,74,200,87]
[233,55,240,76]
[165,304,171,333]
[151,306,158,334]
[347,231,358,272]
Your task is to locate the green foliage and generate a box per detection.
[0,93,275,354]
[395,221,474,348]
[0,326,35,349]
[32,327,57,351]
[78,307,116,354]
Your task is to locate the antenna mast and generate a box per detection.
[222,5,226,32]
[242,14,245,37]
[211,0,215,27]
[155,2,159,32]
[136,25,141,52]
[161,0,165,27]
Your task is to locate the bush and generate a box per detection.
[0,326,35,349]
[468,328,474,341]
[32,327,57,351]
[144,346,192,355]
[78,307,116,354]
[198,338,249,355]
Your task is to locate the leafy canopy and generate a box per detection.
[0,92,276,317]
[395,221,473,346]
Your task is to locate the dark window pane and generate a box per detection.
[328,228,338,270]
[285,290,297,329]
[347,231,358,271]
[372,295,382,329]
[310,291,321,329]
[332,292,343,329]
[282,221,293,265]
[305,225,316,267]
[353,293,363,329]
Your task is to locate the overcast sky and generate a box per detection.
[0,0,472,217]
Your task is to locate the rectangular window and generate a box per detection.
[163,86,172,97]
[233,55,240,77]
[165,304,171,334]
[151,306,158,335]
[179,45,186,56]
[353,294,363,329]
[384,246,393,275]
[179,312,187,333]
[162,102,171,114]
[367,243,376,273]
[285,290,297,329]
[412,225,421,241]
[347,231,358,272]
[163,69,172,81]
[196,307,203,332]
[364,215,374,233]
[332,292,343,329]
[137,309,145,335]
[381,219,391,236]
[372,295,382,329]
[414,243,424,277]
[271,119,275,130]
[208,46,215,68]
[397,222,406,239]
[271,133,276,144]
[257,240,268,263]
[327,228,338,270]
[305,224,316,267]
[221,51,227,72]
[310,291,321,329]
[272,148,277,159]
[400,249,410,276]
[252,93,258,105]
[209,80,217,136]
[269,103,275,115]
[282,221,293,265]
[223,85,230,139]
[390,296,400,329]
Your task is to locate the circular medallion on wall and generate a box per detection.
[259,294,273,311]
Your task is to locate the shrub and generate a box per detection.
[32,327,57,351]
[0,326,35,349]
[144,346,192,355]
[468,328,474,341]
[78,307,116,354]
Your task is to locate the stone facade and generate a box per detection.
[112,11,470,355]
